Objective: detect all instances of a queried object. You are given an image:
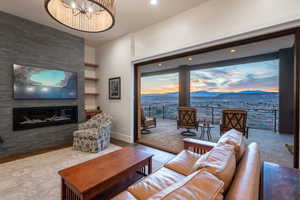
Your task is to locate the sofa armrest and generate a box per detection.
[183,138,216,154]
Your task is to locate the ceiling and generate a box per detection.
[141,35,295,74]
[0,0,207,46]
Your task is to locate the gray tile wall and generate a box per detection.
[0,11,85,157]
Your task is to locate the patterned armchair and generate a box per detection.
[73,112,112,153]
[177,107,200,136]
[220,109,249,138]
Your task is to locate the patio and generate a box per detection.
[138,118,294,168]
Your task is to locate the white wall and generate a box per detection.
[133,0,300,61]
[95,0,300,150]
[95,35,134,143]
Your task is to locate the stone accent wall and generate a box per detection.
[0,11,85,157]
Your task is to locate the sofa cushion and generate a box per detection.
[148,169,224,200]
[193,143,236,192]
[164,150,202,176]
[218,129,245,162]
[225,143,261,200]
[111,191,137,200]
[127,167,186,199]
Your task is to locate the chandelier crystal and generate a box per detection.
[45,0,116,33]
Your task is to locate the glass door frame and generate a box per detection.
[134,28,300,168]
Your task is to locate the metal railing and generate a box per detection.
[142,104,278,132]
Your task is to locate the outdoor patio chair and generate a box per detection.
[220,109,249,138]
[177,106,200,136]
[141,107,157,134]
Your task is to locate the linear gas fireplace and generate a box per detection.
[13,106,78,131]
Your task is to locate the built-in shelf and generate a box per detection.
[84,62,98,68]
[84,61,98,110]
[85,93,99,96]
[85,77,98,81]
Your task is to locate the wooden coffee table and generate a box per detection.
[58,146,153,200]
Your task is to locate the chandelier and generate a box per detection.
[45,0,116,33]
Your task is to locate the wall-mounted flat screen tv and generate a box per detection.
[13,64,78,99]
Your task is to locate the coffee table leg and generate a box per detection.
[148,158,152,175]
[61,178,66,200]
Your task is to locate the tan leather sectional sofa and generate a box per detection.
[113,129,261,200]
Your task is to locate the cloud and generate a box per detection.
[253,72,268,76]
[203,81,218,88]
[207,69,240,77]
[158,77,177,81]
[220,80,231,85]
[191,79,201,83]
[142,83,179,94]
[192,72,212,80]
[227,75,278,91]
[191,70,278,92]
[143,60,279,94]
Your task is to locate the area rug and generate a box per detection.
[0,144,122,200]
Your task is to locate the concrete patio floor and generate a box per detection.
[139,119,294,168]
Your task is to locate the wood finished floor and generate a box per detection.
[111,138,176,164]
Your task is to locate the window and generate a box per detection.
[190,60,279,130]
[141,73,179,119]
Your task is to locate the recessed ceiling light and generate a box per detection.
[150,0,158,6]
[88,7,93,13]
[70,1,76,9]
[188,57,193,61]
[158,63,162,67]
[230,49,237,53]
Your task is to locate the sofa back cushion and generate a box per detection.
[148,169,224,200]
[127,167,186,199]
[164,150,202,176]
[218,129,245,162]
[111,191,137,200]
[225,143,261,200]
[193,143,236,192]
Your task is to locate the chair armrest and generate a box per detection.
[78,119,98,130]
[183,138,216,155]
[78,122,88,130]
[73,128,98,137]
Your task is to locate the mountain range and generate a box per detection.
[142,90,278,97]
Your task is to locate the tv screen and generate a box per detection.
[13,64,78,99]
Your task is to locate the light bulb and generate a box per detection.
[71,1,76,9]
[88,7,93,13]
[150,0,158,6]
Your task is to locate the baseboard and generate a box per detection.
[111,131,132,143]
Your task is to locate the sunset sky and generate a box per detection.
[141,60,279,94]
